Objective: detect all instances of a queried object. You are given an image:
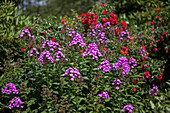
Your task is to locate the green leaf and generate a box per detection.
[150,101,155,109]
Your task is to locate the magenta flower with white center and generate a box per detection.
[82,43,102,60]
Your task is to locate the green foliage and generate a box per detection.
[0,0,169,113]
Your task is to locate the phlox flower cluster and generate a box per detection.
[98,60,111,73]
[119,30,130,40]
[54,51,68,61]
[1,83,19,94]
[112,79,122,90]
[38,51,54,65]
[8,97,24,109]
[112,57,130,76]
[82,43,102,60]
[97,91,109,99]
[28,48,39,57]
[42,40,62,52]
[69,33,86,47]
[122,105,134,113]
[19,29,32,38]
[96,32,107,44]
[129,58,137,68]
[149,86,158,95]
[87,29,96,37]
[62,68,80,81]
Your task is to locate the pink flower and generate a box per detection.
[101,3,105,7]
[61,19,66,23]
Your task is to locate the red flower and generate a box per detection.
[46,36,48,38]
[88,26,91,29]
[94,21,98,26]
[44,32,46,35]
[82,50,85,53]
[157,73,163,82]
[132,80,137,85]
[51,38,56,42]
[157,9,160,11]
[21,48,25,52]
[87,21,91,26]
[103,48,107,51]
[95,15,98,19]
[154,48,157,52]
[80,13,86,17]
[133,87,136,93]
[146,23,149,25]
[151,22,154,25]
[86,13,91,18]
[29,44,31,48]
[61,19,66,23]
[163,32,167,35]
[143,71,151,79]
[102,18,107,23]
[81,20,85,24]
[145,56,148,60]
[102,10,107,15]
[85,18,89,22]
[157,16,159,19]
[28,27,31,30]
[160,35,163,39]
[109,12,114,18]
[101,3,105,7]
[100,45,102,48]
[59,41,62,45]
[91,12,95,17]
[130,36,134,42]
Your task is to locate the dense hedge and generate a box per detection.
[0,1,170,113]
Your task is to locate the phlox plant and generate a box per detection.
[0,2,169,113]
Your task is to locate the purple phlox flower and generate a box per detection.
[62,68,80,81]
[42,40,62,51]
[54,51,67,61]
[122,105,134,113]
[69,33,86,47]
[8,97,24,109]
[97,91,109,99]
[82,43,102,60]
[28,48,39,57]
[112,79,122,90]
[129,58,137,68]
[119,30,130,40]
[1,83,19,94]
[19,29,32,38]
[96,32,107,44]
[112,57,130,76]
[149,86,158,95]
[38,51,54,65]
[98,60,111,73]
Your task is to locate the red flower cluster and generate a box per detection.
[79,12,98,29]
[120,21,127,31]
[51,38,56,42]
[143,71,151,79]
[120,47,129,56]
[21,48,25,52]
